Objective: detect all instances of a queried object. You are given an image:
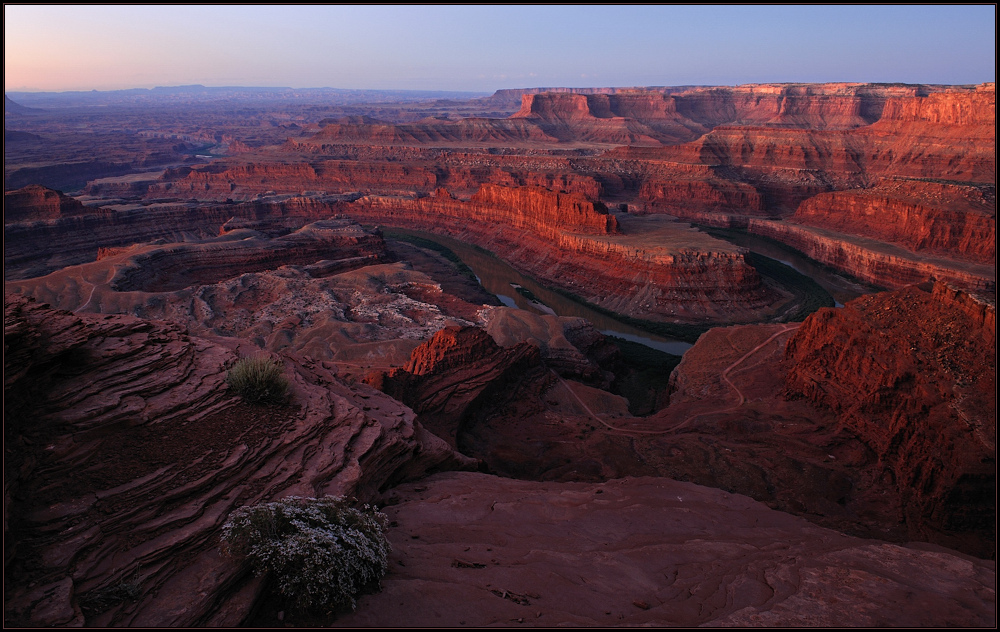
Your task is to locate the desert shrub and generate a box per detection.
[220,496,390,611]
[226,356,290,405]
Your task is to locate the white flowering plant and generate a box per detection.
[221,496,390,611]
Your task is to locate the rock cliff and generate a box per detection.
[344,186,779,322]
[468,183,617,235]
[146,160,438,200]
[3,192,343,280]
[785,282,996,555]
[108,219,387,293]
[365,326,545,451]
[793,180,995,264]
[3,185,94,222]
[746,218,995,291]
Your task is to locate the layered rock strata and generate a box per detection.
[3,185,91,222]
[3,188,344,280]
[344,185,778,322]
[3,294,472,626]
[107,219,386,292]
[298,83,994,151]
[6,234,479,373]
[145,160,438,200]
[365,292,995,557]
[365,326,547,451]
[792,180,996,264]
[746,218,995,291]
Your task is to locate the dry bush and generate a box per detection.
[225,356,290,405]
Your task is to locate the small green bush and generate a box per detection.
[220,496,390,611]
[226,356,290,405]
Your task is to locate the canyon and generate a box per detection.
[4,82,995,626]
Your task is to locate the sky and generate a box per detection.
[5,5,996,93]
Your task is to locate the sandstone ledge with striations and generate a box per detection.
[3,295,473,626]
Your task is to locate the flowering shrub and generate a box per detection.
[225,356,290,405]
[221,496,390,611]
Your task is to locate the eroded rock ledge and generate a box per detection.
[3,295,473,626]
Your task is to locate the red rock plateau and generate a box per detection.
[4,82,995,626]
[3,183,92,221]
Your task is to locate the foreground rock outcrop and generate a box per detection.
[361,285,995,558]
[3,295,472,626]
[364,326,548,451]
[327,472,996,628]
[786,282,996,555]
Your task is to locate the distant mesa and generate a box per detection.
[4,94,43,115]
[3,185,88,222]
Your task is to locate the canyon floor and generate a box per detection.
[4,83,995,626]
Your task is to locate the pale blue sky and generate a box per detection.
[5,5,995,92]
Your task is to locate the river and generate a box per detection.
[387,224,877,356]
[387,229,694,355]
[701,227,880,307]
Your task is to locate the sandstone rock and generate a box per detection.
[3,195,345,280]
[328,472,996,628]
[344,188,780,323]
[146,160,438,201]
[365,325,545,450]
[361,313,991,556]
[3,294,471,626]
[785,282,996,557]
[7,239,478,376]
[3,185,91,222]
[793,180,995,264]
[483,307,616,384]
[746,217,995,292]
[107,219,387,292]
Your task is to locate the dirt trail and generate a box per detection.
[668,324,800,432]
[549,324,801,436]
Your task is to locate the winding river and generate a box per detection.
[701,227,880,307]
[388,229,694,355]
[389,223,877,356]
